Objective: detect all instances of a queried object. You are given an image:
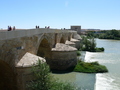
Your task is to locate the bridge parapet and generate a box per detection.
[0,29,76,40]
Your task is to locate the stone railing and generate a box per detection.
[0,28,76,40]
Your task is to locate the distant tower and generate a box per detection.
[71,26,81,35]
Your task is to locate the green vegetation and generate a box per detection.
[27,59,78,90]
[74,60,108,73]
[99,30,120,39]
[95,47,104,52]
[80,36,104,52]
[87,29,120,40]
[77,51,81,56]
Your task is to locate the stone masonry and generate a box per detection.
[0,28,81,90]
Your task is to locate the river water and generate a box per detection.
[52,39,120,90]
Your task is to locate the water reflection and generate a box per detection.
[52,72,96,90]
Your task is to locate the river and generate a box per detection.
[52,39,120,90]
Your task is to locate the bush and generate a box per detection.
[100,47,104,51]
[95,47,104,52]
[77,51,81,56]
[27,59,78,90]
[27,60,52,90]
[80,36,104,52]
[50,80,77,90]
[91,61,99,65]
[74,60,108,73]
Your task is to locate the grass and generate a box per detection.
[74,60,108,73]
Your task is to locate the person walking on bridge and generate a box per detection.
[13,26,15,30]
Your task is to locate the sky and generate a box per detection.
[0,0,120,30]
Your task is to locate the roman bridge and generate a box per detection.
[0,28,81,90]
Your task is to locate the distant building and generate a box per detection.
[70,26,81,35]
[81,29,101,35]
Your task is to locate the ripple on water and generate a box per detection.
[95,73,120,90]
[85,50,120,90]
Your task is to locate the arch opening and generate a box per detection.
[55,34,57,44]
[68,36,71,41]
[37,38,51,59]
[72,35,74,38]
[60,37,65,43]
[0,60,17,90]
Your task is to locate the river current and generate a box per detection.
[52,39,120,90]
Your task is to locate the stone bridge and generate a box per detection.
[0,28,81,90]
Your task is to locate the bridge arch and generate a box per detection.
[72,34,74,38]
[37,34,52,62]
[55,33,57,44]
[68,36,71,41]
[68,34,72,41]
[60,37,65,43]
[37,38,51,56]
[0,60,17,90]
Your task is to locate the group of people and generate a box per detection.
[8,26,15,31]
[45,26,50,29]
[35,26,50,29]
[61,28,66,30]
[36,26,39,29]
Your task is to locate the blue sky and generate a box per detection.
[0,0,120,30]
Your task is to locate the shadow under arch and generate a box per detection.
[37,38,51,60]
[72,34,74,38]
[68,36,71,41]
[60,37,65,43]
[0,60,17,90]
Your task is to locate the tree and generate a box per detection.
[90,38,96,51]
[27,59,78,90]
[27,60,52,90]
[83,37,91,51]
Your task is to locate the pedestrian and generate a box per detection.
[48,26,50,29]
[8,26,10,31]
[13,26,15,30]
[36,25,37,29]
[38,26,39,28]
[9,26,12,31]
